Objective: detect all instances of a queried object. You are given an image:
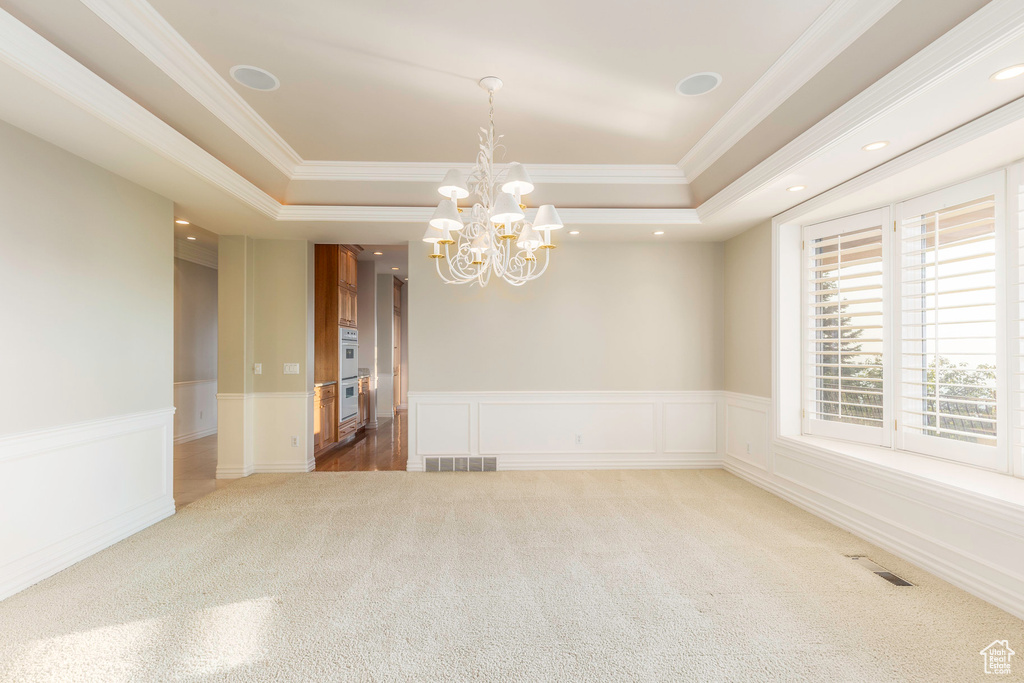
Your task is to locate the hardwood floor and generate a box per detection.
[316,409,408,471]
[173,434,230,510]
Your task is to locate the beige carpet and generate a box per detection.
[0,470,1021,682]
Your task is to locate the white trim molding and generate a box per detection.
[0,7,281,219]
[79,0,302,176]
[293,161,688,185]
[174,238,217,269]
[0,9,696,229]
[699,0,1024,221]
[679,0,899,181]
[0,408,175,601]
[278,205,700,225]
[408,390,722,472]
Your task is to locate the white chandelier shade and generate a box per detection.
[438,169,470,199]
[490,191,524,224]
[424,76,565,287]
[428,199,464,232]
[501,162,534,196]
[533,204,564,230]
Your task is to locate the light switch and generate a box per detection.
[283,363,300,375]
[254,363,262,375]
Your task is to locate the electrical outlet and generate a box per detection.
[283,363,300,375]
[199,410,203,420]
[574,433,583,445]
[290,436,299,447]
[254,363,262,375]
[746,442,751,455]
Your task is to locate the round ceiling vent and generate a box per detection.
[675,72,722,97]
[230,65,280,91]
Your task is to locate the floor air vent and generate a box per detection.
[847,555,914,586]
[425,457,497,472]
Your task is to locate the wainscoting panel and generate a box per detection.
[723,393,770,471]
[479,401,656,455]
[0,408,175,601]
[416,403,472,456]
[663,401,718,453]
[173,379,217,444]
[252,392,315,473]
[408,392,720,471]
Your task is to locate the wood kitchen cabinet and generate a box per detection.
[339,246,359,289]
[313,383,337,455]
[338,286,357,327]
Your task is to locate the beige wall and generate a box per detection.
[218,238,313,394]
[0,119,172,434]
[409,240,724,392]
[723,220,772,398]
[252,240,315,393]
[217,236,254,395]
[174,258,218,383]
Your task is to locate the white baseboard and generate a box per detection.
[0,494,173,601]
[173,426,217,445]
[0,408,175,602]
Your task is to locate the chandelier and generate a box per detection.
[423,76,564,287]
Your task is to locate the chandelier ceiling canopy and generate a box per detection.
[423,76,564,287]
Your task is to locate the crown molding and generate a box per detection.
[292,161,688,184]
[678,0,900,181]
[80,0,303,176]
[773,95,1024,227]
[81,0,688,188]
[277,205,699,225]
[697,0,1024,222]
[0,7,281,219]
[0,9,700,230]
[174,238,217,269]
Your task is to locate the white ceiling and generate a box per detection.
[358,245,408,279]
[147,0,833,164]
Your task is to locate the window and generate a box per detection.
[798,172,1011,472]
[803,209,889,446]
[896,175,1005,468]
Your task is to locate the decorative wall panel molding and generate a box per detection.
[0,407,175,601]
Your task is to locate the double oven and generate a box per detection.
[340,328,359,422]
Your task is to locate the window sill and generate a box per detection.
[774,434,1024,513]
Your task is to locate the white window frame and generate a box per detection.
[801,208,891,447]
[894,172,1007,470]
[787,170,1017,475]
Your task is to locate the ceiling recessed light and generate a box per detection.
[186,236,197,241]
[392,267,399,271]
[373,251,383,256]
[654,231,665,236]
[569,230,580,235]
[230,65,280,91]
[862,141,888,151]
[676,72,722,97]
[991,64,1024,81]
[787,185,806,192]
[175,219,189,225]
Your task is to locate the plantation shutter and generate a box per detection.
[897,173,1005,469]
[803,209,888,446]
